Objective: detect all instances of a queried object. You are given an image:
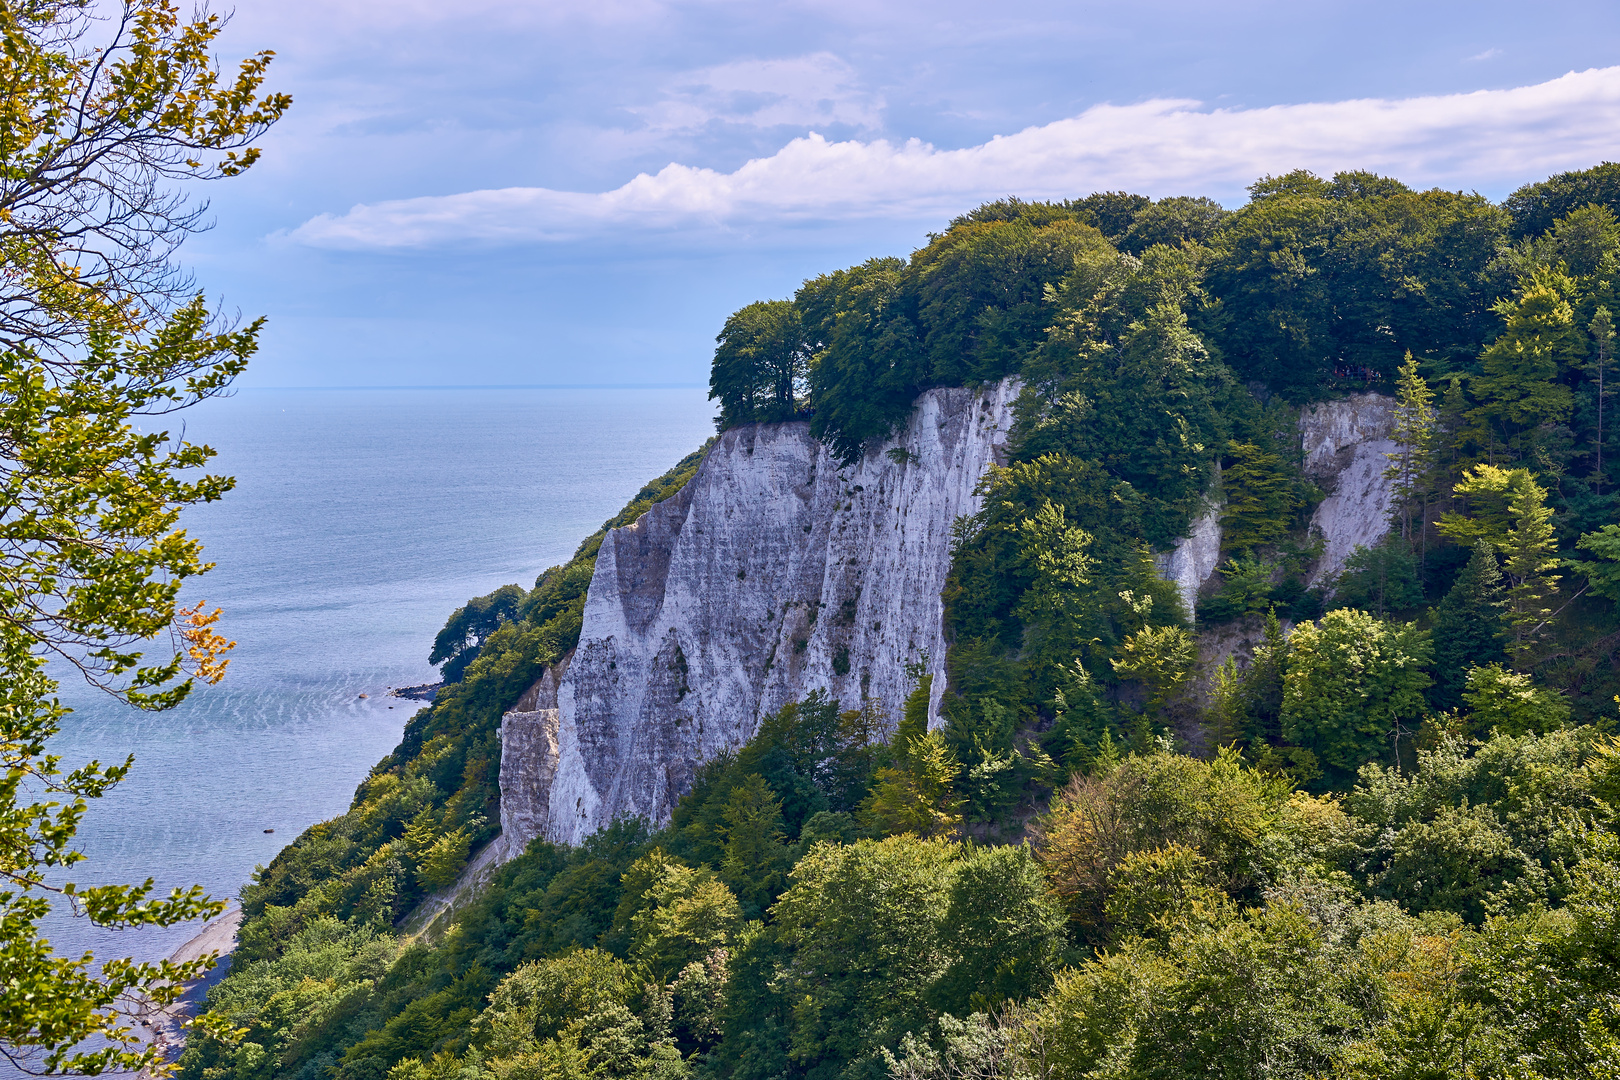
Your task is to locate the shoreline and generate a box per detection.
[141,904,242,1063]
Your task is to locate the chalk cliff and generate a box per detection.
[1300,392,1400,588]
[494,387,1400,854]
[522,380,1018,846]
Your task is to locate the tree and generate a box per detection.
[1591,306,1614,493]
[1428,542,1509,710]
[1281,609,1433,776]
[1334,537,1423,617]
[428,582,524,682]
[1442,466,1565,661]
[1110,624,1196,714]
[932,844,1066,1012]
[625,859,742,982]
[1466,270,1580,461]
[1220,440,1300,553]
[718,774,792,913]
[0,2,287,1074]
[770,835,961,1074]
[708,299,808,429]
[861,728,964,839]
[1570,523,1620,601]
[1385,353,1439,551]
[1498,471,1562,661]
[1506,163,1620,239]
[1462,664,1570,736]
[1116,195,1229,255]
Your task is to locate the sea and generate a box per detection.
[42,386,716,967]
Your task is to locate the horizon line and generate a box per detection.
[232,383,710,391]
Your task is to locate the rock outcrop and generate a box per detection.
[494,658,568,859]
[491,387,1402,855]
[1158,507,1222,620]
[1300,392,1400,587]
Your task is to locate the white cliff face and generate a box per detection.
[1300,392,1399,587]
[492,387,1402,855]
[1157,507,1222,621]
[541,380,1020,845]
[494,660,567,860]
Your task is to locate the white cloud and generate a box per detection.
[289,66,1620,250]
[1469,48,1503,61]
[631,52,884,134]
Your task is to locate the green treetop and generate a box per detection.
[1385,353,1440,549]
[707,299,809,429]
[1280,608,1433,777]
[1467,269,1580,461]
[1428,541,1510,710]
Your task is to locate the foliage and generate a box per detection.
[1334,537,1423,616]
[708,300,809,428]
[1030,747,1302,945]
[0,0,289,1072]
[1281,609,1433,779]
[1108,625,1196,713]
[1569,522,1620,601]
[1385,352,1441,546]
[1219,440,1302,553]
[1428,541,1509,710]
[1505,161,1620,238]
[429,584,524,683]
[1439,464,1561,660]
[1204,170,1509,398]
[1462,663,1571,736]
[1467,268,1580,461]
[187,172,1620,1080]
[862,726,964,840]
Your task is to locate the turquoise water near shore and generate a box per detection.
[44,386,715,966]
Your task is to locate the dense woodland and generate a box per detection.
[182,163,1620,1080]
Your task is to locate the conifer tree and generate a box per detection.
[1438,374,1472,475]
[1220,441,1300,552]
[1242,607,1289,744]
[1501,474,1562,662]
[862,673,964,837]
[860,731,963,838]
[1592,306,1614,494]
[1428,542,1509,709]
[1437,465,1559,664]
[1385,353,1439,555]
[1467,270,1581,461]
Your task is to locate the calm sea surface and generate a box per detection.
[44,387,715,964]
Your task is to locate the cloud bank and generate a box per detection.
[291,66,1620,249]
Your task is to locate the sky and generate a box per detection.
[167,0,1620,388]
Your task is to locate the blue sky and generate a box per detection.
[182,0,1620,388]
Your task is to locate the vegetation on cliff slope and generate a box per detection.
[185,163,1620,1080]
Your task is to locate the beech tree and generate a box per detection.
[708,299,808,428]
[0,1,287,1073]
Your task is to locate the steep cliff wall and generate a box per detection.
[1300,392,1399,587]
[540,380,1019,845]
[493,388,1401,854]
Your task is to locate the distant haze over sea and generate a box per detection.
[46,387,716,964]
